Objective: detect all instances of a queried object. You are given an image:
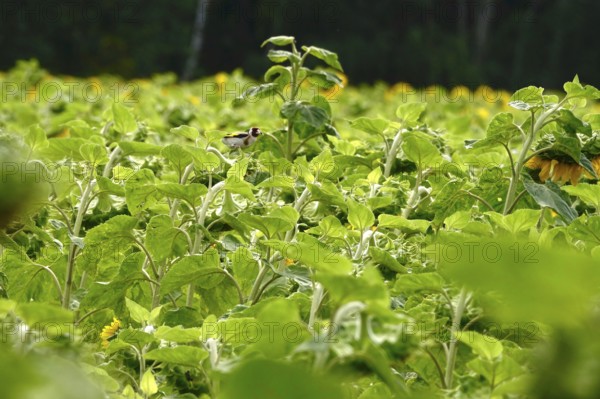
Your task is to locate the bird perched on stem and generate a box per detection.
[222,127,262,149]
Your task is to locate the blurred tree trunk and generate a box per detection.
[182,0,210,81]
[474,0,493,66]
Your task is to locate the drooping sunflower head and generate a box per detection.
[100,317,121,348]
[525,155,585,185]
[525,133,600,185]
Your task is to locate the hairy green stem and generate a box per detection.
[133,238,159,279]
[284,44,305,161]
[424,347,447,389]
[402,168,422,219]
[503,113,536,215]
[186,181,225,307]
[354,228,373,260]
[33,263,63,302]
[62,177,95,309]
[249,259,271,305]
[195,181,225,246]
[282,185,311,244]
[444,287,468,389]
[169,163,195,220]
[286,120,295,161]
[384,129,404,178]
[460,190,495,212]
[206,146,233,165]
[129,344,146,397]
[102,146,122,178]
[250,243,272,304]
[308,282,324,330]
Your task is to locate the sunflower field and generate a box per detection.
[1,37,600,399]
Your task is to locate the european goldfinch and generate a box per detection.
[221,127,262,149]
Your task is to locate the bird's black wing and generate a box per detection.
[224,132,247,138]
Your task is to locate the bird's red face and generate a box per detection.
[250,127,261,137]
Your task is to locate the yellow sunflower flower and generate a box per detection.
[100,317,121,348]
[25,86,38,102]
[385,82,415,101]
[525,156,543,169]
[215,72,228,86]
[525,155,600,185]
[384,82,417,100]
[188,95,201,106]
[590,157,600,177]
[476,107,490,121]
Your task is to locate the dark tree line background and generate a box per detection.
[0,0,597,89]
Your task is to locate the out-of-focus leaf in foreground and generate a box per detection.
[433,235,600,326]
[219,359,345,399]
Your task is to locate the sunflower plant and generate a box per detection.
[467,76,600,217]
[234,35,344,161]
